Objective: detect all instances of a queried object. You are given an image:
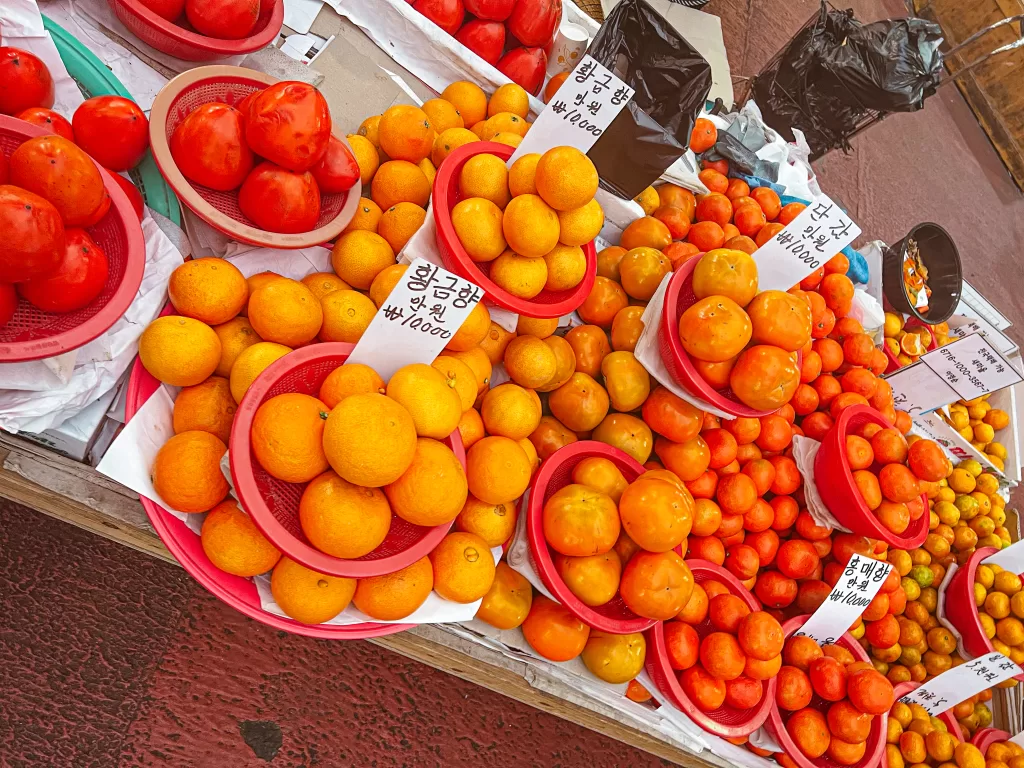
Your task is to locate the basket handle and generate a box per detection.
[940,14,1024,84]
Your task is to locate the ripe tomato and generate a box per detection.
[72,96,150,171]
[10,135,105,226]
[0,48,54,115]
[137,0,186,20]
[246,82,331,172]
[170,103,254,191]
[238,162,321,234]
[15,107,74,141]
[310,136,360,194]
[107,172,145,221]
[185,0,259,39]
[0,185,65,282]
[18,229,109,312]
[0,152,7,184]
[0,283,16,327]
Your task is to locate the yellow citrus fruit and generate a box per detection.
[481,382,542,440]
[319,289,377,344]
[430,531,496,603]
[543,243,587,291]
[168,257,247,325]
[504,335,557,388]
[445,300,490,352]
[456,495,517,547]
[884,312,904,337]
[378,104,434,163]
[271,557,356,624]
[948,467,977,493]
[139,315,221,387]
[422,98,464,133]
[459,153,511,209]
[201,500,281,577]
[173,375,236,444]
[986,591,1011,619]
[490,249,548,299]
[516,316,558,339]
[243,271,289,310]
[229,341,291,404]
[330,230,396,290]
[633,186,659,215]
[212,316,262,378]
[457,406,485,450]
[503,194,559,257]
[251,393,330,483]
[537,335,576,392]
[345,134,379,185]
[418,157,436,187]
[452,346,493,394]
[466,435,532,504]
[353,556,433,621]
[319,363,385,409]
[323,392,417,487]
[152,430,228,513]
[491,132,522,148]
[385,438,468,526]
[451,197,507,263]
[488,83,529,118]
[386,363,463,439]
[995,570,1023,594]
[371,160,430,210]
[508,153,540,197]
[480,321,517,364]
[247,280,323,346]
[357,114,380,146]
[301,272,350,301]
[985,409,1010,430]
[376,202,425,254]
[441,81,488,128]
[535,146,598,211]
[432,127,479,167]
[299,470,392,558]
[557,199,604,247]
[476,561,532,629]
[343,197,383,233]
[519,436,539,471]
[432,354,477,411]
[484,112,528,138]
[369,263,408,308]
[581,630,646,683]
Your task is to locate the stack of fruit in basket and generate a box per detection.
[884,698,984,768]
[972,563,1024,663]
[883,312,949,367]
[939,396,1011,472]
[968,732,1024,768]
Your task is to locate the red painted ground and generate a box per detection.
[3,0,1024,765]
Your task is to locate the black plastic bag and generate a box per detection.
[585,0,713,199]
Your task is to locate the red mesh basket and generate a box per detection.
[813,404,928,549]
[659,256,790,419]
[432,142,597,320]
[972,728,1011,753]
[124,349,408,639]
[524,440,657,634]
[106,0,283,62]
[644,560,776,738]
[0,116,145,362]
[883,319,937,374]
[148,66,361,249]
[229,343,465,578]
[766,615,886,768]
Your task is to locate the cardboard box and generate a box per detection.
[20,385,120,463]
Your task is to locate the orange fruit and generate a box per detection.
[690,117,717,152]
[456,495,516,547]
[168,257,247,325]
[459,152,510,208]
[345,135,379,186]
[542,483,620,557]
[251,393,330,483]
[480,383,541,440]
[581,630,647,684]
[378,104,433,163]
[619,246,669,301]
[678,295,752,362]
[212,316,262,378]
[244,272,289,303]
[343,196,383,233]
[677,582,710,624]
[565,324,610,377]
[522,594,591,662]
[556,550,622,607]
[529,415,577,459]
[430,354,476,412]
[475,561,532,630]
[535,146,597,211]
[578,276,629,328]
[543,243,587,291]
[611,305,644,353]
[700,631,747,680]
[352,556,434,621]
[431,127,478,167]
[479,113,528,140]
[152,430,228,513]
[301,272,350,301]
[788,707,831,758]
[828,738,866,766]
[201,500,281,577]
[642,387,703,444]
[548,372,610,432]
[879,463,920,504]
[557,199,604,247]
[318,363,386,410]
[319,289,376,344]
[444,301,490,353]
[730,346,800,411]
[695,193,733,227]
[572,456,628,502]
[536,336,575,392]
[488,83,529,118]
[441,81,487,128]
[489,249,548,298]
[385,437,468,526]
[466,435,531,504]
[139,315,221,387]
[597,245,627,281]
[228,341,292,404]
[508,152,540,197]
[422,97,464,133]
[777,666,813,710]
[516,315,558,339]
[332,231,396,289]
[457,407,485,450]
[371,159,431,210]
[377,202,426,253]
[620,216,672,251]
[657,435,711,482]
[691,248,758,307]
[323,392,417,487]
[908,439,947,482]
[173,375,236,444]
[247,279,323,346]
[429,531,495,603]
[543,73,569,103]
[451,346,492,394]
[747,290,812,352]
[680,665,727,711]
[738,611,784,660]
[619,550,694,620]
[502,194,560,258]
[592,413,653,465]
[271,557,356,624]
[299,470,391,558]
[618,477,692,552]
[503,335,557,388]
[479,321,517,365]
[386,363,463,439]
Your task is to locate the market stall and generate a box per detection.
[2,0,1024,764]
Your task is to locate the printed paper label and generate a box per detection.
[983,539,1024,573]
[752,194,861,292]
[921,332,1023,402]
[899,652,1022,715]
[886,362,960,416]
[509,55,634,164]
[347,258,482,381]
[794,553,893,645]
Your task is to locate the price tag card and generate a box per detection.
[751,194,861,292]
[794,553,893,645]
[509,55,634,164]
[899,652,1022,715]
[885,361,960,416]
[983,539,1024,573]
[920,332,1023,402]
[947,315,1017,356]
[347,258,483,381]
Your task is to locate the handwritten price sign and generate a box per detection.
[900,652,1022,715]
[794,553,893,645]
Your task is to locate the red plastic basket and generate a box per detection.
[972,728,1011,753]
[148,66,361,249]
[524,440,657,634]
[106,0,283,62]
[229,343,465,578]
[644,560,776,738]
[0,116,145,362]
[432,141,597,320]
[813,404,928,549]
[659,256,789,419]
[766,615,886,768]
[124,351,407,639]
[883,319,937,374]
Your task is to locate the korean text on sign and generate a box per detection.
[899,652,1022,715]
[752,195,861,293]
[347,258,483,381]
[793,553,893,645]
[509,55,634,163]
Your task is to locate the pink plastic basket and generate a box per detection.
[229,343,465,578]
[659,256,792,419]
[148,66,360,249]
[765,615,886,768]
[644,560,776,738]
[813,404,928,549]
[883,319,937,374]
[106,0,283,62]
[972,728,1012,753]
[432,141,597,320]
[524,440,658,634]
[124,347,407,639]
[0,116,145,362]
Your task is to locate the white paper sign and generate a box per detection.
[752,195,861,292]
[983,539,1024,573]
[794,553,892,645]
[885,361,960,416]
[899,652,1022,714]
[948,315,1017,356]
[922,332,1023,402]
[509,55,634,164]
[347,258,483,380]
[1012,731,1024,747]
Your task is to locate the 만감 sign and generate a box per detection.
[793,553,893,645]
[899,652,1022,715]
